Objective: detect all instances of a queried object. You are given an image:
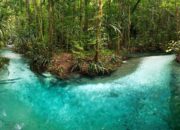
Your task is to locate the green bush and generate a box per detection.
[71,58,83,72]
[28,42,51,72]
[0,57,9,68]
[166,40,180,54]
[88,62,109,75]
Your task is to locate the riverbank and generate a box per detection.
[12,46,178,80]
[7,45,180,80]
[48,51,122,79]
[47,51,177,80]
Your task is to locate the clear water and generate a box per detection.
[0,49,176,130]
[170,61,180,129]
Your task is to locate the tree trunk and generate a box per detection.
[48,0,55,50]
[83,0,89,32]
[127,6,131,51]
[175,0,180,39]
[25,0,31,36]
[131,0,141,14]
[94,0,103,62]
[32,0,39,37]
[39,1,44,41]
[79,0,83,29]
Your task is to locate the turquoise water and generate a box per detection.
[0,49,176,130]
[170,61,180,129]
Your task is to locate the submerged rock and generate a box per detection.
[14,123,24,130]
[122,61,127,64]
[2,111,7,117]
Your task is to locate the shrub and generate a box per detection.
[28,42,51,72]
[0,57,9,68]
[88,62,109,75]
[166,40,180,54]
[71,58,83,72]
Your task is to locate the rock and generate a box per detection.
[71,74,81,79]
[122,61,127,64]
[14,123,24,130]
[2,111,7,117]
[42,72,52,78]
[7,44,14,49]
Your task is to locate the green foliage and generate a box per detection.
[111,54,121,64]
[28,42,51,72]
[0,0,179,74]
[71,58,83,72]
[0,57,9,68]
[166,31,180,54]
[166,40,180,54]
[88,62,109,75]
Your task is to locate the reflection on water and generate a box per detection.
[0,49,177,130]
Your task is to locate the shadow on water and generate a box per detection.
[0,78,21,85]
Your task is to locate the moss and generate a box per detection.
[0,57,9,68]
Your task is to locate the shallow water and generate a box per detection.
[170,61,180,130]
[0,49,177,130]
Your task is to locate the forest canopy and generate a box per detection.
[0,0,179,76]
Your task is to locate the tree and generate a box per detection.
[94,0,103,62]
[48,0,55,50]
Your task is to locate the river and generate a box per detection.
[0,49,179,130]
